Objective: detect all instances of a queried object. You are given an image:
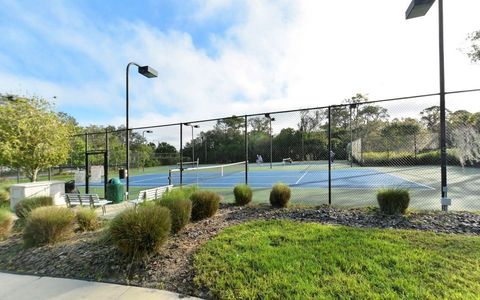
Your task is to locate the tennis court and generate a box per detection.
[82,161,479,211]
[87,161,433,190]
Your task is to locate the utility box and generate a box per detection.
[10,181,65,210]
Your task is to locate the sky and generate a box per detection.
[1,0,480,135]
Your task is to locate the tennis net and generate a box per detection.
[168,161,246,186]
[176,159,199,169]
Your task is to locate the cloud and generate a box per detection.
[1,0,480,131]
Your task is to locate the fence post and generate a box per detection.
[244,115,248,184]
[179,123,183,186]
[85,132,89,194]
[328,106,332,205]
[105,129,109,197]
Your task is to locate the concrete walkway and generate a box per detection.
[0,272,202,300]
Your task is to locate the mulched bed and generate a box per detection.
[0,204,479,299]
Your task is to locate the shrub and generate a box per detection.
[15,196,53,219]
[161,186,198,202]
[75,207,98,231]
[190,191,221,221]
[269,183,291,208]
[158,198,192,233]
[109,206,171,258]
[233,184,252,206]
[0,208,14,240]
[23,206,75,247]
[0,188,9,207]
[377,188,410,215]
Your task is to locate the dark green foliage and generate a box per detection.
[377,188,410,215]
[269,183,291,208]
[190,191,221,221]
[158,198,192,233]
[109,206,171,258]
[0,208,14,240]
[75,207,98,231]
[359,150,460,167]
[23,206,75,247]
[15,196,53,219]
[233,184,252,206]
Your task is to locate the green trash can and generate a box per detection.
[106,178,124,203]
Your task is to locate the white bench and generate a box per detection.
[129,185,173,207]
[64,193,112,215]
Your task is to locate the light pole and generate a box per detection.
[142,130,153,172]
[184,123,200,166]
[126,62,157,198]
[265,114,275,169]
[405,0,449,211]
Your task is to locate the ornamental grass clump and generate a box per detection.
[377,188,410,215]
[0,208,14,240]
[269,183,291,208]
[23,206,75,247]
[233,184,252,206]
[158,198,192,233]
[0,188,9,206]
[160,186,198,202]
[15,196,53,219]
[109,206,171,258]
[190,190,221,221]
[75,207,98,231]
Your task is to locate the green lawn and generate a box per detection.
[194,220,480,299]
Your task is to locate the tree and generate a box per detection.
[0,95,72,181]
[467,30,480,62]
[248,117,269,132]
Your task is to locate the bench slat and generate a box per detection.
[64,193,112,215]
[129,185,173,206]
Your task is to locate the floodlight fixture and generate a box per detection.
[406,0,435,19]
[138,65,158,78]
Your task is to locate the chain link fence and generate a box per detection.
[58,91,480,211]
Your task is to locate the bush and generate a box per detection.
[233,184,252,206]
[161,186,198,202]
[0,208,14,240]
[158,198,192,233]
[377,188,410,215]
[15,196,53,219]
[269,183,291,208]
[109,206,171,258]
[75,207,98,231]
[23,206,75,247]
[190,191,221,221]
[0,188,10,207]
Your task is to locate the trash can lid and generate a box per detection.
[108,178,122,185]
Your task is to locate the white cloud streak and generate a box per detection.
[1,0,480,131]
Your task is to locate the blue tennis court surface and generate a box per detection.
[87,168,433,190]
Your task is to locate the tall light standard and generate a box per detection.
[265,114,275,169]
[126,63,157,198]
[405,0,449,211]
[184,123,200,165]
[142,130,153,172]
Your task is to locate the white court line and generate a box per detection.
[130,176,168,184]
[385,173,435,190]
[295,170,309,185]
